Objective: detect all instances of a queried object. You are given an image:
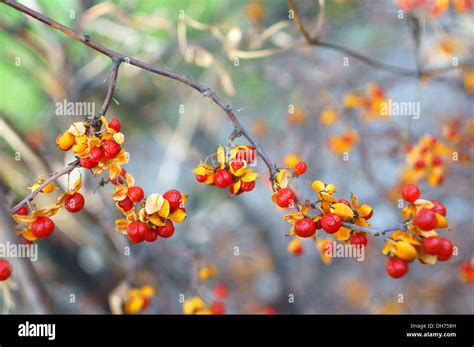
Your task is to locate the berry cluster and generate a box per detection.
[442,118,474,163]
[13,175,87,242]
[12,178,86,242]
[402,135,451,186]
[396,0,473,16]
[343,83,388,122]
[183,266,228,315]
[56,117,128,178]
[123,285,154,314]
[272,161,454,278]
[383,184,453,278]
[114,181,187,244]
[193,145,259,195]
[328,129,359,155]
[275,169,373,244]
[0,259,12,281]
[12,116,187,245]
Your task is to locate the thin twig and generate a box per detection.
[97,58,121,117]
[287,0,470,77]
[342,221,407,236]
[288,0,319,44]
[9,159,80,214]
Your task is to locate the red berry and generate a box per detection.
[315,219,322,229]
[101,140,121,159]
[156,220,175,238]
[214,169,233,188]
[163,190,182,212]
[401,184,420,203]
[31,217,55,239]
[294,161,307,176]
[437,175,445,185]
[127,186,144,202]
[89,147,103,163]
[437,238,453,261]
[142,297,152,311]
[211,301,225,315]
[262,307,276,315]
[431,155,442,166]
[118,197,134,212]
[214,283,229,299]
[349,233,368,247]
[195,174,207,183]
[422,237,442,255]
[321,213,342,234]
[143,228,158,243]
[228,182,242,195]
[240,180,256,192]
[108,118,121,132]
[127,221,148,244]
[16,205,28,216]
[386,257,409,279]
[293,244,304,256]
[64,192,85,213]
[294,218,317,238]
[80,157,98,169]
[0,259,12,281]
[230,159,245,171]
[338,199,351,207]
[275,188,295,208]
[110,168,127,185]
[414,159,425,169]
[414,208,437,231]
[431,200,446,217]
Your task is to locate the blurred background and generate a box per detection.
[0,0,473,314]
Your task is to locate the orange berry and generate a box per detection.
[56,132,75,151]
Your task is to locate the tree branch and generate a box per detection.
[288,0,471,77]
[1,0,278,178]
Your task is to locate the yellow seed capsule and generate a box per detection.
[141,286,155,298]
[284,154,301,169]
[124,296,145,314]
[330,203,354,220]
[320,108,338,126]
[183,296,204,315]
[393,241,418,262]
[31,182,55,193]
[42,183,55,193]
[56,131,75,151]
